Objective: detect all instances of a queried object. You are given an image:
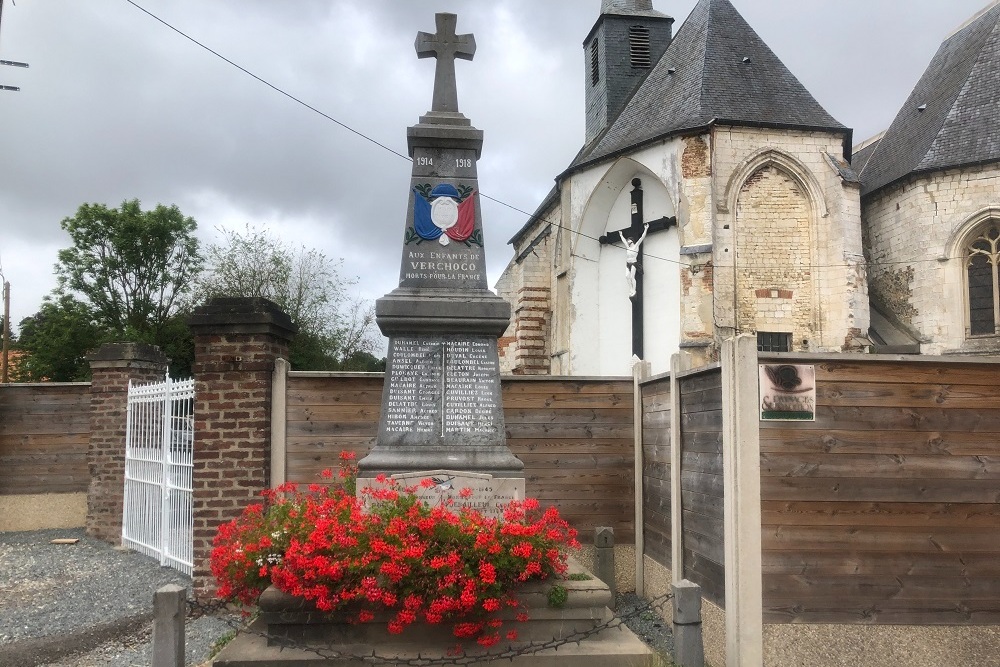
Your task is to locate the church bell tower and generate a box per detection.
[584,0,673,145]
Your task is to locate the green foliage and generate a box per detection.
[568,572,592,581]
[547,584,568,608]
[197,225,377,370]
[14,295,107,382]
[55,199,202,338]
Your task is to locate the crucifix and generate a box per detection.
[599,178,677,359]
[415,13,476,114]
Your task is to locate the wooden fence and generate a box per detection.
[281,373,636,540]
[0,383,91,495]
[641,366,726,607]
[758,355,1000,626]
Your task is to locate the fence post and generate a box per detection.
[152,584,186,667]
[721,335,763,666]
[595,527,616,609]
[270,357,290,489]
[632,359,650,596]
[672,579,705,667]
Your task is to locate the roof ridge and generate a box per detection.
[946,0,1000,40]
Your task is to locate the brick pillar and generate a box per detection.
[189,298,296,595]
[86,342,169,543]
[513,286,551,374]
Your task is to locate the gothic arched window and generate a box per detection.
[967,221,1000,336]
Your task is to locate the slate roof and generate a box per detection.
[568,0,846,173]
[859,2,1000,197]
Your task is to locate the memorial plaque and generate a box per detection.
[357,470,525,520]
[357,13,522,481]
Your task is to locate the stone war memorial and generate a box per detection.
[213,12,653,666]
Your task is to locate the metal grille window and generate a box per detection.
[757,331,792,352]
[629,26,652,68]
[590,39,600,85]
[967,222,1000,336]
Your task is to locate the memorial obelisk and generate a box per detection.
[357,14,524,488]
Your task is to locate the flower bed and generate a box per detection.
[211,452,581,649]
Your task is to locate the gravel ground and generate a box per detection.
[0,528,239,667]
[0,528,674,666]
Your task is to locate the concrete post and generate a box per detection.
[632,359,650,596]
[672,579,705,667]
[595,526,616,609]
[152,584,186,667]
[86,342,169,543]
[721,335,763,666]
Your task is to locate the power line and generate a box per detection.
[123,0,410,162]
[123,1,974,275]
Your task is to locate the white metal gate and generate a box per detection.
[122,375,195,576]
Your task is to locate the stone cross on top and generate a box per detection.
[416,13,476,114]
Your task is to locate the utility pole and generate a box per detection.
[1,279,9,383]
[0,0,29,91]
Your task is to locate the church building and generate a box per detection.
[496,0,1000,376]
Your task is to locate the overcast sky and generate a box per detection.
[0,0,992,342]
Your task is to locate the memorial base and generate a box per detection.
[212,560,654,667]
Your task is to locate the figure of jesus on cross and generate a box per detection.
[620,223,649,298]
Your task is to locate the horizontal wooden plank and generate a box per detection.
[681,430,723,454]
[642,442,672,464]
[761,501,1000,528]
[762,525,1000,553]
[287,422,379,437]
[0,433,90,452]
[762,551,1000,577]
[816,381,1000,409]
[641,392,671,413]
[510,439,633,455]
[503,392,631,409]
[762,574,1000,601]
[680,409,724,432]
[679,388,723,414]
[760,453,1000,480]
[683,548,726,608]
[682,520,725,566]
[762,405,1000,432]
[678,371,722,395]
[681,489,724,520]
[760,429,1000,456]
[505,408,633,424]
[524,469,632,487]
[643,482,672,516]
[287,405,381,422]
[762,477,1000,504]
[682,450,723,476]
[681,470,723,498]
[681,509,724,550]
[643,510,672,566]
[504,424,632,439]
[513,453,633,469]
[813,361,1000,387]
[763,599,1000,625]
[501,381,633,395]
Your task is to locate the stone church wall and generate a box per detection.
[711,126,868,354]
[863,162,1000,355]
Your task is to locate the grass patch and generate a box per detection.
[568,572,592,581]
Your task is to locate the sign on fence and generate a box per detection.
[122,376,195,576]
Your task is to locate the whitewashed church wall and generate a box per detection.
[566,145,684,375]
[863,162,1000,355]
[643,228,681,372]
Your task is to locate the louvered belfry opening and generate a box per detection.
[591,39,600,85]
[629,25,652,68]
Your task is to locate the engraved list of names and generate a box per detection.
[383,336,499,438]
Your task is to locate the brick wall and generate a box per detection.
[86,343,169,542]
[189,298,296,594]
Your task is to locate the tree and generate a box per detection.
[14,296,107,382]
[198,225,379,369]
[55,199,202,339]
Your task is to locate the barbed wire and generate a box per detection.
[186,590,674,666]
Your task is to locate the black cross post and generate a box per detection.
[599,178,676,359]
[415,13,476,114]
